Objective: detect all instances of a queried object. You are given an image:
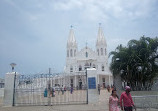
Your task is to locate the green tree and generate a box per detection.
[109,36,158,90]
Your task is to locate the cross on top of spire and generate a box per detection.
[70,25,73,28]
[99,23,101,27]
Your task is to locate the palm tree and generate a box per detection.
[109,36,158,90]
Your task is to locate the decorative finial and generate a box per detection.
[10,63,16,72]
[70,25,73,28]
[99,23,101,27]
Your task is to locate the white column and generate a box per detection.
[4,72,18,106]
[75,75,76,88]
[63,73,65,86]
[87,68,99,104]
[101,75,102,85]
[97,75,99,85]
[59,76,62,87]
[108,75,111,86]
[53,78,55,87]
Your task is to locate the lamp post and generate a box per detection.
[10,63,16,72]
[85,62,89,104]
[10,63,17,106]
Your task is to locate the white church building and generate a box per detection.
[64,25,113,89]
[4,25,113,95]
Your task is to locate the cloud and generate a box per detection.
[5,0,157,23]
[53,0,83,10]
[4,0,40,22]
[52,0,157,21]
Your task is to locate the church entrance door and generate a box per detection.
[79,81,82,89]
[103,83,105,88]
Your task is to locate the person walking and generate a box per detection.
[70,86,73,94]
[109,89,120,111]
[107,85,110,92]
[98,84,101,95]
[52,87,55,97]
[62,85,64,95]
[120,86,136,111]
[44,88,48,97]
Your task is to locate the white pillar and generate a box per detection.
[4,72,18,107]
[75,75,76,88]
[59,76,61,87]
[87,68,99,104]
[97,75,99,85]
[64,74,65,87]
[101,75,102,86]
[108,75,110,86]
[114,74,122,90]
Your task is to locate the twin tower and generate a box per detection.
[65,25,110,76]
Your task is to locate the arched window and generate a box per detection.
[67,50,69,57]
[85,52,88,57]
[101,48,103,55]
[79,65,82,71]
[70,49,73,57]
[70,79,73,87]
[93,64,96,68]
[97,49,99,56]
[74,50,76,57]
[105,48,106,55]
[84,63,89,69]
[70,66,73,72]
[102,65,104,71]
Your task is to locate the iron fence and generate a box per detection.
[14,72,88,106]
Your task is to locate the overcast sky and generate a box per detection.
[0,0,158,78]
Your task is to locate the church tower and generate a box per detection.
[96,24,108,74]
[66,26,78,73]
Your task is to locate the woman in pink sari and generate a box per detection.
[109,89,120,111]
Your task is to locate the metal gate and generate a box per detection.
[14,72,87,106]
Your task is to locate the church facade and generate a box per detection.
[64,25,113,89]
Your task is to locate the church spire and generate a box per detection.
[67,25,77,48]
[96,23,107,46]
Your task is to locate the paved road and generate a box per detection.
[0,90,157,111]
